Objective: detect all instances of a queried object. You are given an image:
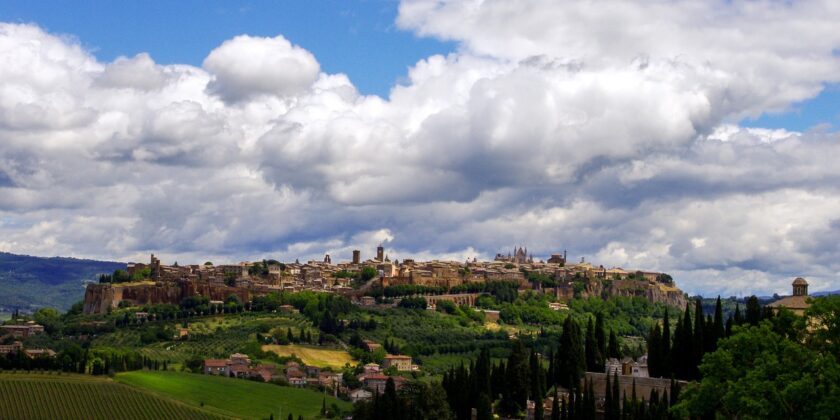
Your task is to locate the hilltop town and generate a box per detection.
[83,246,687,314]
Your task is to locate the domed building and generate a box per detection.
[766,277,811,316]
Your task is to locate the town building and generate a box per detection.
[767,277,812,316]
[0,323,45,338]
[382,354,413,371]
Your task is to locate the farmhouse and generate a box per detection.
[1,323,45,338]
[203,359,228,375]
[203,354,276,382]
[382,354,412,371]
[0,341,22,355]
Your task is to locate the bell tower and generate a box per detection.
[792,277,808,296]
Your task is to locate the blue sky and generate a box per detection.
[1,0,836,131]
[2,1,840,296]
[0,0,453,97]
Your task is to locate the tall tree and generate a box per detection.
[557,317,585,389]
[647,323,663,378]
[713,296,724,349]
[529,348,546,420]
[381,377,400,419]
[595,312,607,368]
[585,316,600,372]
[604,372,618,420]
[500,340,529,416]
[476,393,492,420]
[692,299,705,380]
[745,295,762,326]
[608,330,621,359]
[674,303,695,380]
[733,303,743,325]
[660,310,671,378]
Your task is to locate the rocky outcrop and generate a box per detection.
[82,280,258,314]
[608,279,686,309]
[83,283,116,314]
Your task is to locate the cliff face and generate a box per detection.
[82,280,258,314]
[83,283,115,314]
[607,279,686,309]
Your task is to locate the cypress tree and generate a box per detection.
[669,378,680,407]
[585,316,599,372]
[566,392,574,420]
[725,315,733,337]
[491,360,506,399]
[585,379,596,420]
[547,349,556,389]
[678,304,694,380]
[382,377,399,419]
[733,303,743,325]
[608,330,620,359]
[595,312,606,368]
[476,393,493,420]
[649,389,659,412]
[475,347,492,398]
[557,317,585,389]
[500,340,529,416]
[621,392,628,420]
[560,395,567,420]
[692,299,705,380]
[530,348,546,402]
[646,324,662,378]
[576,385,585,420]
[713,296,724,343]
[745,295,762,326]
[612,372,620,419]
[660,310,671,378]
[704,314,715,353]
[604,373,616,420]
[551,389,560,420]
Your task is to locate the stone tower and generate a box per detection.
[352,250,361,264]
[792,277,809,296]
[150,254,161,280]
[376,246,384,261]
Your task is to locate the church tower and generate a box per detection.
[792,277,809,296]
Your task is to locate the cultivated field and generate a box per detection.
[92,313,313,363]
[0,372,226,420]
[261,344,355,369]
[116,370,351,419]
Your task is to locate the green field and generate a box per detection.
[116,370,351,419]
[92,314,313,363]
[0,372,226,420]
[262,344,355,369]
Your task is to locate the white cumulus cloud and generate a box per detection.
[2,0,840,298]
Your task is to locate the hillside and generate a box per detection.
[0,252,123,312]
[116,371,351,419]
[0,372,227,420]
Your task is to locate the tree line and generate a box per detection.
[646,296,771,381]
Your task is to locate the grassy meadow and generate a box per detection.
[116,370,350,419]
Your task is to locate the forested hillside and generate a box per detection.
[0,252,123,312]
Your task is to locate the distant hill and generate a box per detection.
[812,290,840,297]
[0,252,123,312]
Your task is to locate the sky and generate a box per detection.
[1,0,840,297]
